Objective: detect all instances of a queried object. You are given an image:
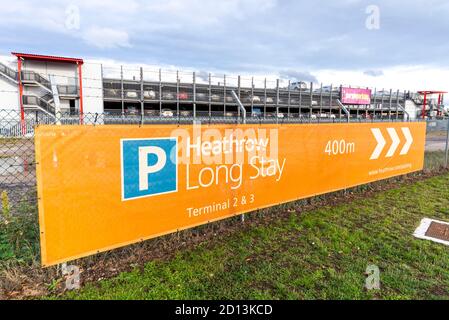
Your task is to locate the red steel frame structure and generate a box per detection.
[12,52,85,131]
[418,90,447,119]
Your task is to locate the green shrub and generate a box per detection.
[0,194,40,267]
[1,191,11,221]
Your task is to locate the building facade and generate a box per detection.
[0,52,446,122]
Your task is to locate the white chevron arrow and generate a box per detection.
[400,127,413,155]
[386,128,400,158]
[370,128,386,160]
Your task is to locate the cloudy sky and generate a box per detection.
[1,0,448,96]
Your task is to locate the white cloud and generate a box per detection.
[364,70,384,77]
[82,27,131,49]
[313,65,449,99]
[0,2,66,32]
[0,0,448,94]
[75,0,140,13]
[144,0,277,26]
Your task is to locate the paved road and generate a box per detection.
[426,137,448,152]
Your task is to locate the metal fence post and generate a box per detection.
[237,75,241,118]
[176,71,180,119]
[276,79,280,123]
[223,74,227,117]
[319,83,323,117]
[159,69,162,116]
[140,67,144,119]
[389,89,393,120]
[445,116,449,168]
[193,72,196,119]
[264,78,267,119]
[208,73,212,119]
[309,82,313,121]
[251,77,254,117]
[241,89,247,222]
[287,80,291,118]
[120,65,124,117]
[339,85,343,120]
[380,88,385,121]
[396,90,400,120]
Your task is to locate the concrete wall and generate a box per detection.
[405,100,418,120]
[0,77,19,111]
[23,60,104,113]
[82,62,104,113]
[0,56,19,112]
[0,56,105,114]
[23,60,78,86]
[59,99,71,111]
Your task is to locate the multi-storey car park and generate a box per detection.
[0,52,447,128]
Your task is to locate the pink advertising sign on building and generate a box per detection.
[341,87,372,105]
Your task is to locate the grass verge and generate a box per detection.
[59,172,449,300]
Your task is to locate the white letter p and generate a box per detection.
[139,146,167,191]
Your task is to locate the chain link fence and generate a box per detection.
[424,119,449,171]
[0,109,448,215]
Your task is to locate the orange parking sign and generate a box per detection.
[35,122,426,266]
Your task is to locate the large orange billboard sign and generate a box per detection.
[35,122,426,266]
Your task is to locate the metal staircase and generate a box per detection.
[22,93,55,116]
[21,70,52,92]
[0,61,54,93]
[0,62,56,116]
[0,62,18,84]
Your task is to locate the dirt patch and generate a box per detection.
[425,222,449,242]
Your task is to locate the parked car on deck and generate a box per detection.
[196,93,207,101]
[288,81,308,91]
[143,90,156,99]
[161,109,174,117]
[177,92,189,100]
[162,92,175,100]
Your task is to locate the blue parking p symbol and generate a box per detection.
[121,138,177,201]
